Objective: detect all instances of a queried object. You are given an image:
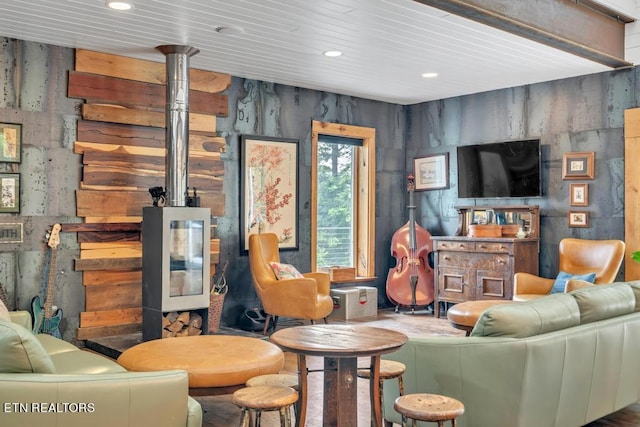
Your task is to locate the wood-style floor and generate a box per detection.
[195,308,640,426]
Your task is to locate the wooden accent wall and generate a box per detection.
[69,49,230,340]
[625,108,640,281]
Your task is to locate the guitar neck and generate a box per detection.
[44,248,57,318]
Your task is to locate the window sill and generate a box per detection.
[330,276,377,285]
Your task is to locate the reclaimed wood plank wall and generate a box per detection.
[68,49,230,340]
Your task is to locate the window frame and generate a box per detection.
[311,121,375,278]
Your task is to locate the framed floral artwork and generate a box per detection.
[240,135,299,252]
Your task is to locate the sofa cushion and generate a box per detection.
[36,333,81,355]
[0,320,55,373]
[627,281,640,311]
[50,350,127,374]
[550,271,596,294]
[470,293,580,338]
[570,283,635,324]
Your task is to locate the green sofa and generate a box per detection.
[383,282,640,427]
[0,311,202,427]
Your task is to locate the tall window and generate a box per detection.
[311,121,375,278]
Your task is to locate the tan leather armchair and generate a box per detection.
[248,233,333,334]
[513,238,625,301]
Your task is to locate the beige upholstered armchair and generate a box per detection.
[513,238,625,301]
[248,233,333,334]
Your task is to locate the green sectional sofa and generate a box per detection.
[383,282,640,427]
[0,310,202,427]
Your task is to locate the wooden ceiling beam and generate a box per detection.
[414,0,633,68]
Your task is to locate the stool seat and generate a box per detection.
[394,393,464,426]
[233,385,298,409]
[357,359,406,379]
[246,373,299,390]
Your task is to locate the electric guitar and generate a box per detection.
[31,224,63,338]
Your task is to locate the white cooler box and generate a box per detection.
[329,286,378,320]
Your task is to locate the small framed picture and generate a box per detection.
[414,153,449,191]
[0,173,20,213]
[570,183,588,207]
[0,123,21,163]
[568,211,588,228]
[562,152,594,180]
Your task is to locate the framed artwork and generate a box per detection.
[562,152,594,180]
[0,173,20,213]
[240,135,299,252]
[414,153,449,191]
[0,123,21,163]
[570,183,588,206]
[568,211,589,228]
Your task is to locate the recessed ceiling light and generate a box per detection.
[106,1,133,10]
[323,50,343,57]
[422,72,438,78]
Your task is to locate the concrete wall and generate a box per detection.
[0,39,82,339]
[408,68,636,280]
[0,37,636,336]
[215,81,407,326]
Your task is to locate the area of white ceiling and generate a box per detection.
[0,0,632,105]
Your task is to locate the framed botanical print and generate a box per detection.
[570,183,588,207]
[562,152,594,180]
[0,123,21,163]
[0,173,20,213]
[568,211,588,228]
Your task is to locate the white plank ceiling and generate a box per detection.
[0,0,631,105]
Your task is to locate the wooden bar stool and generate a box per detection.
[232,385,298,427]
[357,359,406,427]
[394,393,464,427]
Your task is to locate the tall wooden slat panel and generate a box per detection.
[70,49,230,339]
[624,108,640,280]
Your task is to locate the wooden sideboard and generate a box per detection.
[433,205,540,318]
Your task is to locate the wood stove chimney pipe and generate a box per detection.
[155,44,199,207]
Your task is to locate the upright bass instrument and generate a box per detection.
[385,175,435,312]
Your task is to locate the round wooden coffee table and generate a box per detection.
[446,300,514,335]
[117,335,284,395]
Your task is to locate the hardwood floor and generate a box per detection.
[195,309,640,426]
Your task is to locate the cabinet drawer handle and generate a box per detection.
[443,255,450,261]
[458,243,465,248]
[498,259,505,264]
[477,244,486,249]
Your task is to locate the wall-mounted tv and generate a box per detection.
[457,139,541,199]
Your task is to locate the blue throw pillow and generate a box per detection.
[550,271,596,294]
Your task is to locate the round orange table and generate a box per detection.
[446,300,514,335]
[117,335,284,395]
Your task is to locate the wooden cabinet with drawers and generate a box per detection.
[432,205,540,318]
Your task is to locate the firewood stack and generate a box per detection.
[162,311,203,338]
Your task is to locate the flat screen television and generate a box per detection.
[457,139,541,199]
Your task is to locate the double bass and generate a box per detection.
[386,175,435,312]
